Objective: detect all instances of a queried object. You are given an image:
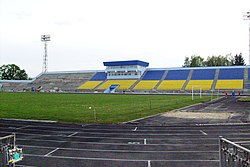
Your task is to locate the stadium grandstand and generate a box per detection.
[1,60,250,94]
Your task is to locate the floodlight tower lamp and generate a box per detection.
[41,35,51,73]
[243,12,250,65]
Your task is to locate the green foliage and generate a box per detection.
[205,55,233,66]
[0,93,213,124]
[232,53,245,66]
[183,53,245,67]
[183,55,205,67]
[0,64,28,80]
[183,57,190,67]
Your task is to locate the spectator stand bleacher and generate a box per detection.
[78,72,107,91]
[133,70,165,91]
[185,68,216,91]
[157,69,190,92]
[215,67,245,91]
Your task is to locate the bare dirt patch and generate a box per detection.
[161,111,231,120]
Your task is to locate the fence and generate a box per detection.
[0,133,23,167]
[220,137,250,167]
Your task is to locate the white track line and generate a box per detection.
[16,165,37,167]
[144,139,147,145]
[2,118,57,123]
[20,145,218,153]
[16,125,31,130]
[196,123,250,126]
[1,130,223,140]
[17,138,219,146]
[24,153,220,162]
[2,128,249,138]
[67,132,78,137]
[2,127,249,136]
[200,130,207,136]
[132,127,138,131]
[148,160,151,167]
[1,122,248,132]
[6,129,248,139]
[44,148,59,156]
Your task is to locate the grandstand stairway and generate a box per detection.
[94,80,107,90]
[211,68,220,90]
[104,84,119,93]
[154,70,168,90]
[128,71,148,91]
[182,69,193,91]
[93,81,105,90]
[244,68,250,90]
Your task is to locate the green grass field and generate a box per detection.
[0,92,214,124]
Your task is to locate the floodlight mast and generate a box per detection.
[243,12,250,65]
[41,35,51,73]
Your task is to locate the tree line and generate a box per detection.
[183,53,245,67]
[0,64,30,80]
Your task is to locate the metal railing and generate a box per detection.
[220,137,250,167]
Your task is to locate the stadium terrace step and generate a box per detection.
[211,69,220,91]
[182,69,193,91]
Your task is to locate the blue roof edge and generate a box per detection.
[103,60,149,67]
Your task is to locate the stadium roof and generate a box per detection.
[103,60,149,67]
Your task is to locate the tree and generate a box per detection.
[190,55,205,67]
[232,53,245,66]
[0,64,29,80]
[183,56,190,67]
[183,55,205,67]
[205,55,232,66]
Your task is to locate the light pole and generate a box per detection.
[243,12,250,65]
[41,35,51,73]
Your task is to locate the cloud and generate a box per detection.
[9,11,33,17]
[54,21,71,26]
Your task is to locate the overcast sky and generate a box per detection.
[0,0,250,77]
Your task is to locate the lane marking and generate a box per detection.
[16,165,37,167]
[132,127,138,131]
[20,145,218,153]
[128,142,140,145]
[144,139,147,145]
[200,130,207,136]
[148,160,151,167]
[16,125,31,130]
[82,124,89,128]
[67,132,78,137]
[17,138,220,146]
[44,148,59,156]
[0,130,215,139]
[196,123,250,126]
[5,128,248,138]
[1,122,249,132]
[24,153,220,162]
[1,118,57,123]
